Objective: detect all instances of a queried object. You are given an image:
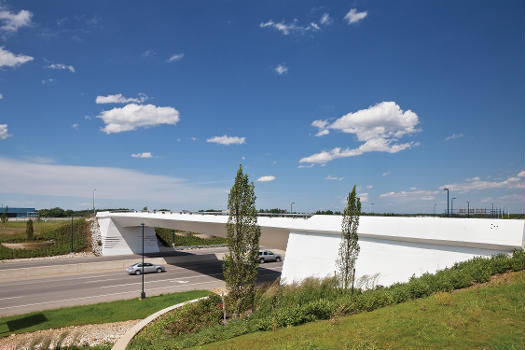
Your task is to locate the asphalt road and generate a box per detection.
[0,254,282,317]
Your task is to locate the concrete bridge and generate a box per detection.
[96,211,524,286]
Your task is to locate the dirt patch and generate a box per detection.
[1,242,54,250]
[456,270,524,293]
[0,319,140,349]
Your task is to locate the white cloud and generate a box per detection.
[0,47,33,68]
[47,63,75,73]
[141,49,155,58]
[131,152,153,158]
[260,19,321,35]
[257,176,276,182]
[380,189,438,201]
[96,103,180,134]
[359,192,369,203]
[344,8,368,24]
[297,164,314,169]
[366,185,373,189]
[320,13,332,25]
[382,171,392,176]
[206,135,246,145]
[191,137,198,142]
[325,176,343,181]
[0,157,227,207]
[445,133,464,141]
[166,53,184,63]
[0,93,3,99]
[275,64,288,75]
[301,102,420,164]
[71,123,79,130]
[95,93,148,104]
[0,124,11,140]
[440,171,525,193]
[0,7,32,33]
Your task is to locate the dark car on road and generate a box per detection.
[258,250,281,263]
[126,262,166,275]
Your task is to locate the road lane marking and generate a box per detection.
[0,295,25,301]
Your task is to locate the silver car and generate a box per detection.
[258,250,281,263]
[126,262,166,275]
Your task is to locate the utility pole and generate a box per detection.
[141,223,146,299]
[92,188,96,217]
[71,216,74,253]
[443,188,449,216]
[467,201,470,218]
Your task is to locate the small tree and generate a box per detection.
[1,206,8,224]
[26,218,34,241]
[223,164,261,317]
[337,185,361,289]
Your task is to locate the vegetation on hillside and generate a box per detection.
[155,228,227,247]
[0,219,90,260]
[129,250,525,350]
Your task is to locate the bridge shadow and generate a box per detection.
[143,250,281,284]
[0,313,48,335]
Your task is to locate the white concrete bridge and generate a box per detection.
[96,211,524,286]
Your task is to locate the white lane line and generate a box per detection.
[0,295,25,301]
[0,280,221,310]
[100,273,223,289]
[0,273,120,287]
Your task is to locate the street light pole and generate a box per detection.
[141,223,146,299]
[467,201,470,218]
[71,216,74,253]
[451,197,456,216]
[443,188,449,216]
[92,189,96,217]
[290,202,295,214]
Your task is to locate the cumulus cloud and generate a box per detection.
[47,63,75,73]
[344,8,368,24]
[206,135,246,145]
[131,152,153,158]
[166,53,184,63]
[0,157,227,207]
[380,189,438,201]
[359,192,369,202]
[0,47,33,68]
[95,93,148,104]
[260,19,321,35]
[275,64,288,75]
[0,7,32,33]
[445,133,464,141]
[301,102,420,164]
[257,176,276,182]
[320,13,332,25]
[440,171,525,193]
[325,176,343,181]
[96,103,180,134]
[0,124,11,140]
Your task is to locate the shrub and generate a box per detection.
[407,275,432,298]
[511,249,525,271]
[26,219,34,240]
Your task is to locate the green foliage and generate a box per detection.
[0,219,90,260]
[337,184,361,289]
[0,290,211,337]
[223,164,261,316]
[1,206,7,224]
[258,208,287,214]
[155,228,227,247]
[133,250,525,350]
[25,219,34,240]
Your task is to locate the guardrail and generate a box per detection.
[106,210,313,219]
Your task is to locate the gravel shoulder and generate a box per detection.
[0,319,139,349]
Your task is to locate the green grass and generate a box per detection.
[155,228,227,247]
[0,290,212,337]
[0,220,68,239]
[0,219,91,260]
[191,272,525,350]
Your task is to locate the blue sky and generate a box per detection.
[0,0,524,213]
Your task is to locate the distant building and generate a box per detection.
[0,207,37,218]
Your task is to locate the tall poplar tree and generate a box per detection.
[337,185,361,289]
[223,164,261,316]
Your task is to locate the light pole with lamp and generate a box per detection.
[451,197,456,216]
[92,189,96,217]
[467,200,470,218]
[290,202,295,215]
[443,188,449,216]
[140,223,146,299]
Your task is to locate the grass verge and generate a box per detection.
[0,290,212,337]
[191,271,525,350]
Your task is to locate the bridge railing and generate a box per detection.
[106,209,312,219]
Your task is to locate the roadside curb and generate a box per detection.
[111,296,209,350]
